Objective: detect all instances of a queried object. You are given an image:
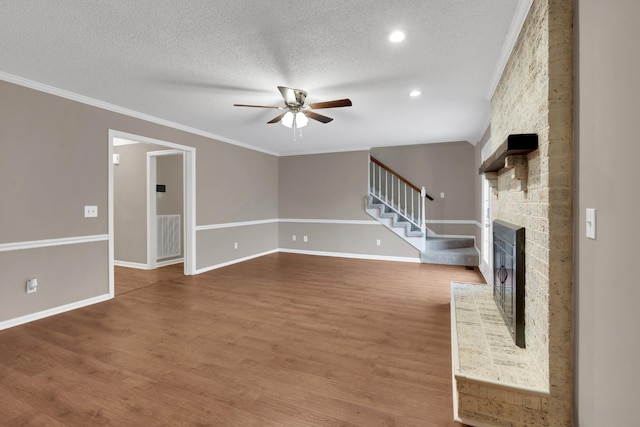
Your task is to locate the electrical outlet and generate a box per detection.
[26,278,38,294]
[292,235,297,241]
[84,205,98,217]
[440,192,445,199]
[376,239,381,246]
[234,242,238,249]
[303,235,308,242]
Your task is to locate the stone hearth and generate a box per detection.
[451,282,549,426]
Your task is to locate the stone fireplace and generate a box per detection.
[450,0,574,423]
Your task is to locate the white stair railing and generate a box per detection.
[368,156,433,233]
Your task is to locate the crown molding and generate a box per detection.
[0,71,279,157]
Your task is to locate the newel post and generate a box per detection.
[420,186,427,237]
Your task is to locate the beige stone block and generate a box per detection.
[547,166,573,186]
[548,217,572,235]
[457,380,488,398]
[460,410,518,427]
[548,234,571,252]
[548,74,572,96]
[547,187,572,204]
[522,407,551,426]
[548,106,573,133]
[486,387,524,407]
[522,394,542,410]
[548,202,572,220]
[547,138,573,156]
[478,398,525,424]
[458,392,479,412]
[540,396,549,412]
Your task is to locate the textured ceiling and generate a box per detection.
[0,1,528,155]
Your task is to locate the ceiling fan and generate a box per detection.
[234,86,352,129]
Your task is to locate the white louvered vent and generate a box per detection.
[157,215,181,259]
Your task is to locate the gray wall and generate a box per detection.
[113,143,170,264]
[279,151,370,220]
[371,142,477,236]
[156,154,183,218]
[156,153,184,260]
[279,151,418,259]
[0,80,279,323]
[576,0,640,424]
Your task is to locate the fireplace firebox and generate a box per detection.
[493,220,525,348]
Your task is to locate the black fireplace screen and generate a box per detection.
[493,220,525,348]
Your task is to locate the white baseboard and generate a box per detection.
[114,260,148,270]
[194,248,421,275]
[0,293,112,331]
[194,249,279,274]
[157,258,184,268]
[278,248,421,263]
[115,258,184,270]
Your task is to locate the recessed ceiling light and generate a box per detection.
[389,31,405,43]
[409,90,421,97]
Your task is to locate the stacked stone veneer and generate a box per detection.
[456,0,574,425]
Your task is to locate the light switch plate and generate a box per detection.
[586,208,596,239]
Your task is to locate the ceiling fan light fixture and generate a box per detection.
[281,111,294,128]
[281,111,308,128]
[295,111,309,127]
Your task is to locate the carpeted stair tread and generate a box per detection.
[424,236,475,250]
[420,246,479,267]
[367,195,425,239]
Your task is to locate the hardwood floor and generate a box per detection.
[0,253,484,426]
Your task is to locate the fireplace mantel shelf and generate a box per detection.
[479,134,538,174]
[480,134,538,192]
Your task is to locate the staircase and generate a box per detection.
[366,195,425,250]
[367,156,479,267]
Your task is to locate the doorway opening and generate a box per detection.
[147,150,184,270]
[108,130,196,297]
[480,139,493,282]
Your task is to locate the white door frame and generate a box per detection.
[108,130,196,297]
[479,140,493,283]
[147,149,183,270]
[480,177,493,282]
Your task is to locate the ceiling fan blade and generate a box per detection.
[308,99,353,109]
[278,86,307,106]
[267,112,287,124]
[233,103,281,109]
[305,111,334,124]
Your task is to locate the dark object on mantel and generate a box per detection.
[479,134,538,174]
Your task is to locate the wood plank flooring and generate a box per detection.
[0,253,484,426]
